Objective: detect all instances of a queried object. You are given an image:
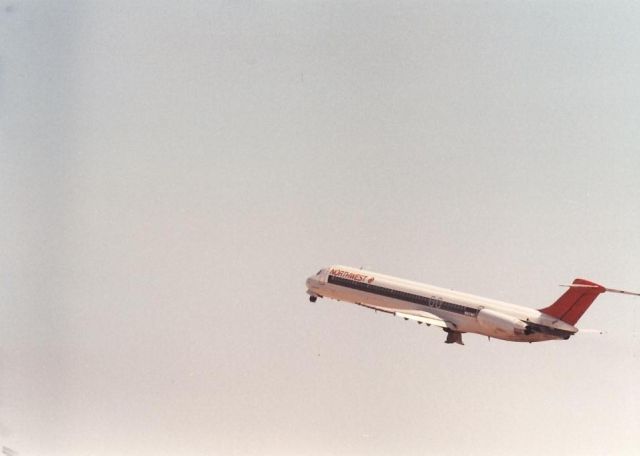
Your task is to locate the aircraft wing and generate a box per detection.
[354,302,455,329]
[395,311,451,328]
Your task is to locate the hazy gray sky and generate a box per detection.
[2,1,640,454]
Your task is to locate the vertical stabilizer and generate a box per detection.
[538,279,605,325]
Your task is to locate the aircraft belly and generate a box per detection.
[471,324,559,342]
[432,310,561,342]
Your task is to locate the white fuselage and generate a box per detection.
[306,265,577,342]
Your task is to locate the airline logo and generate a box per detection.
[330,269,373,283]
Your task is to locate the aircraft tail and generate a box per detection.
[538,279,606,325]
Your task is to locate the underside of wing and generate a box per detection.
[354,302,454,329]
[395,311,452,328]
[353,302,464,344]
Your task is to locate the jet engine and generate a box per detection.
[477,308,531,336]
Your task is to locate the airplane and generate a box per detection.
[305,265,639,345]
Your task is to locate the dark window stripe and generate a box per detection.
[328,275,479,317]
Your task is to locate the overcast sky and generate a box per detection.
[1,1,640,455]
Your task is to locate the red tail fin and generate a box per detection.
[538,279,606,325]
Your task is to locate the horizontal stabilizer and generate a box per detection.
[559,284,601,289]
[542,278,640,325]
[560,283,640,296]
[576,328,605,335]
[604,287,640,297]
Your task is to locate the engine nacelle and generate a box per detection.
[477,308,530,336]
